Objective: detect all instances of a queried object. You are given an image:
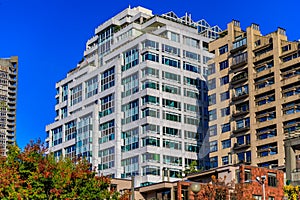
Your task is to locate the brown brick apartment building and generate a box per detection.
[207,19,300,170]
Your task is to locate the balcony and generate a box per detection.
[231,52,248,70]
[232,109,249,118]
[232,92,249,102]
[232,126,250,134]
[231,72,248,85]
[233,142,251,151]
[230,38,247,54]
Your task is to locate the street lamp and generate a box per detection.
[190,183,200,200]
[245,176,266,200]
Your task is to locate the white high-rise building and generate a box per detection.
[45,6,221,186]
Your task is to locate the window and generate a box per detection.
[52,126,62,146]
[256,125,277,140]
[209,94,216,105]
[185,142,198,152]
[142,39,159,50]
[183,36,199,48]
[244,169,251,182]
[142,108,160,118]
[98,147,115,170]
[219,60,229,70]
[162,44,180,56]
[65,145,76,160]
[222,139,231,149]
[100,94,114,117]
[210,156,218,168]
[162,56,180,68]
[184,88,199,99]
[268,173,277,187]
[142,153,160,163]
[210,140,218,152]
[184,131,197,140]
[236,117,250,130]
[233,38,247,49]
[255,73,275,89]
[163,99,181,110]
[163,139,182,150]
[220,91,230,101]
[252,195,262,200]
[121,128,139,152]
[209,125,217,136]
[142,95,159,105]
[162,84,180,95]
[61,84,68,101]
[142,136,160,147]
[184,115,199,125]
[283,100,300,115]
[183,62,200,73]
[234,85,249,97]
[121,156,139,178]
[163,111,181,122]
[222,156,229,165]
[257,142,277,157]
[221,107,230,117]
[183,50,201,62]
[142,52,159,62]
[184,103,198,113]
[232,52,247,66]
[256,108,276,123]
[163,155,182,166]
[122,73,139,97]
[163,127,181,137]
[122,99,139,124]
[220,75,229,86]
[208,63,215,75]
[203,56,211,64]
[221,123,231,133]
[101,67,115,91]
[237,135,250,146]
[65,121,76,141]
[209,109,217,121]
[162,71,181,83]
[141,124,159,134]
[142,67,159,78]
[85,76,98,98]
[207,78,216,90]
[219,44,228,55]
[99,120,115,144]
[141,80,159,90]
[184,77,199,87]
[282,44,291,52]
[142,166,160,176]
[70,84,82,106]
[122,47,139,71]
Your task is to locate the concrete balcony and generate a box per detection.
[232,109,249,118]
[233,142,251,151]
[232,92,249,102]
[231,72,248,85]
[232,126,250,135]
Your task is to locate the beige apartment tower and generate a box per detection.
[208,20,300,169]
[0,56,18,156]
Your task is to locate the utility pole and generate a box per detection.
[131,176,135,200]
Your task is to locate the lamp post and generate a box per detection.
[245,176,266,200]
[190,183,200,200]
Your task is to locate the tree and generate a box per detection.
[0,140,120,199]
[195,175,255,200]
[284,185,300,200]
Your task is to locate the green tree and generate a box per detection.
[0,140,120,200]
[284,185,300,200]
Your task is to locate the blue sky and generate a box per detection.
[0,0,298,149]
